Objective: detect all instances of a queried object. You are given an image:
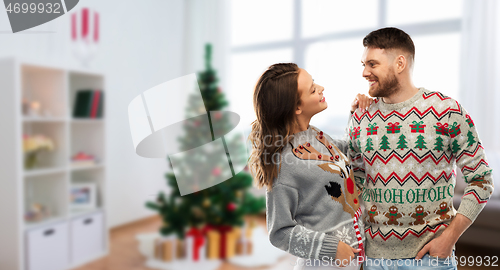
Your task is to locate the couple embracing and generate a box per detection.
[248,27,494,270]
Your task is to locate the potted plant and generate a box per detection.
[23,134,54,169]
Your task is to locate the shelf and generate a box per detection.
[70,163,105,171]
[0,58,108,270]
[21,64,67,118]
[25,216,68,231]
[24,167,67,177]
[24,173,68,230]
[23,116,68,122]
[70,207,103,218]
[22,121,67,168]
[69,69,105,78]
[69,72,104,122]
[71,169,105,211]
[71,118,104,123]
[70,122,105,163]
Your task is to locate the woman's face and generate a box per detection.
[296,68,327,118]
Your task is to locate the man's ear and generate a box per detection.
[396,55,407,74]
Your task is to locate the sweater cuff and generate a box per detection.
[319,234,340,260]
[457,196,487,222]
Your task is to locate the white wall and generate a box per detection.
[0,0,187,228]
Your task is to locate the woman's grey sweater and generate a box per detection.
[266,125,365,260]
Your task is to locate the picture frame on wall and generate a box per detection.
[70,183,97,211]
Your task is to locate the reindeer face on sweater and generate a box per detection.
[292,130,360,218]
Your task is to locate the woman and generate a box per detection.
[248,63,371,269]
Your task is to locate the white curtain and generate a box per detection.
[459,0,500,197]
[182,0,230,91]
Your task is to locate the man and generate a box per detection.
[347,27,494,269]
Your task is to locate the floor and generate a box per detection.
[72,215,295,270]
[73,215,500,270]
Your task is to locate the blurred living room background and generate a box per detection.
[0,0,499,270]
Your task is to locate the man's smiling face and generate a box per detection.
[361,47,400,98]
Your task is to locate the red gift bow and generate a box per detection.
[435,123,449,129]
[387,122,400,128]
[466,114,474,125]
[410,121,426,133]
[411,121,425,128]
[449,122,459,129]
[366,123,378,134]
[186,227,206,261]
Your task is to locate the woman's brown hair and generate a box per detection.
[248,63,301,190]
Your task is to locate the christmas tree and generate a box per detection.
[451,139,461,154]
[397,134,408,150]
[467,130,476,147]
[414,135,427,150]
[365,137,374,152]
[349,140,355,152]
[433,136,444,152]
[379,135,390,151]
[146,44,265,239]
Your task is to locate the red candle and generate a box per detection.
[82,8,89,38]
[71,13,76,40]
[94,12,99,42]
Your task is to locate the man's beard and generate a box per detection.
[369,73,400,98]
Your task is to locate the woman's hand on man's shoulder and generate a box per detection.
[351,93,375,114]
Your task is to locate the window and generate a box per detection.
[387,0,462,25]
[229,0,462,138]
[230,0,294,46]
[228,48,293,128]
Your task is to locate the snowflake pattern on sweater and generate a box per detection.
[348,88,494,259]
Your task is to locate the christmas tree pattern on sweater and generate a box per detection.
[347,88,494,259]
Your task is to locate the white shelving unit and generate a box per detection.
[0,58,108,270]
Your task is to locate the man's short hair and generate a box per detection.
[363,27,415,65]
